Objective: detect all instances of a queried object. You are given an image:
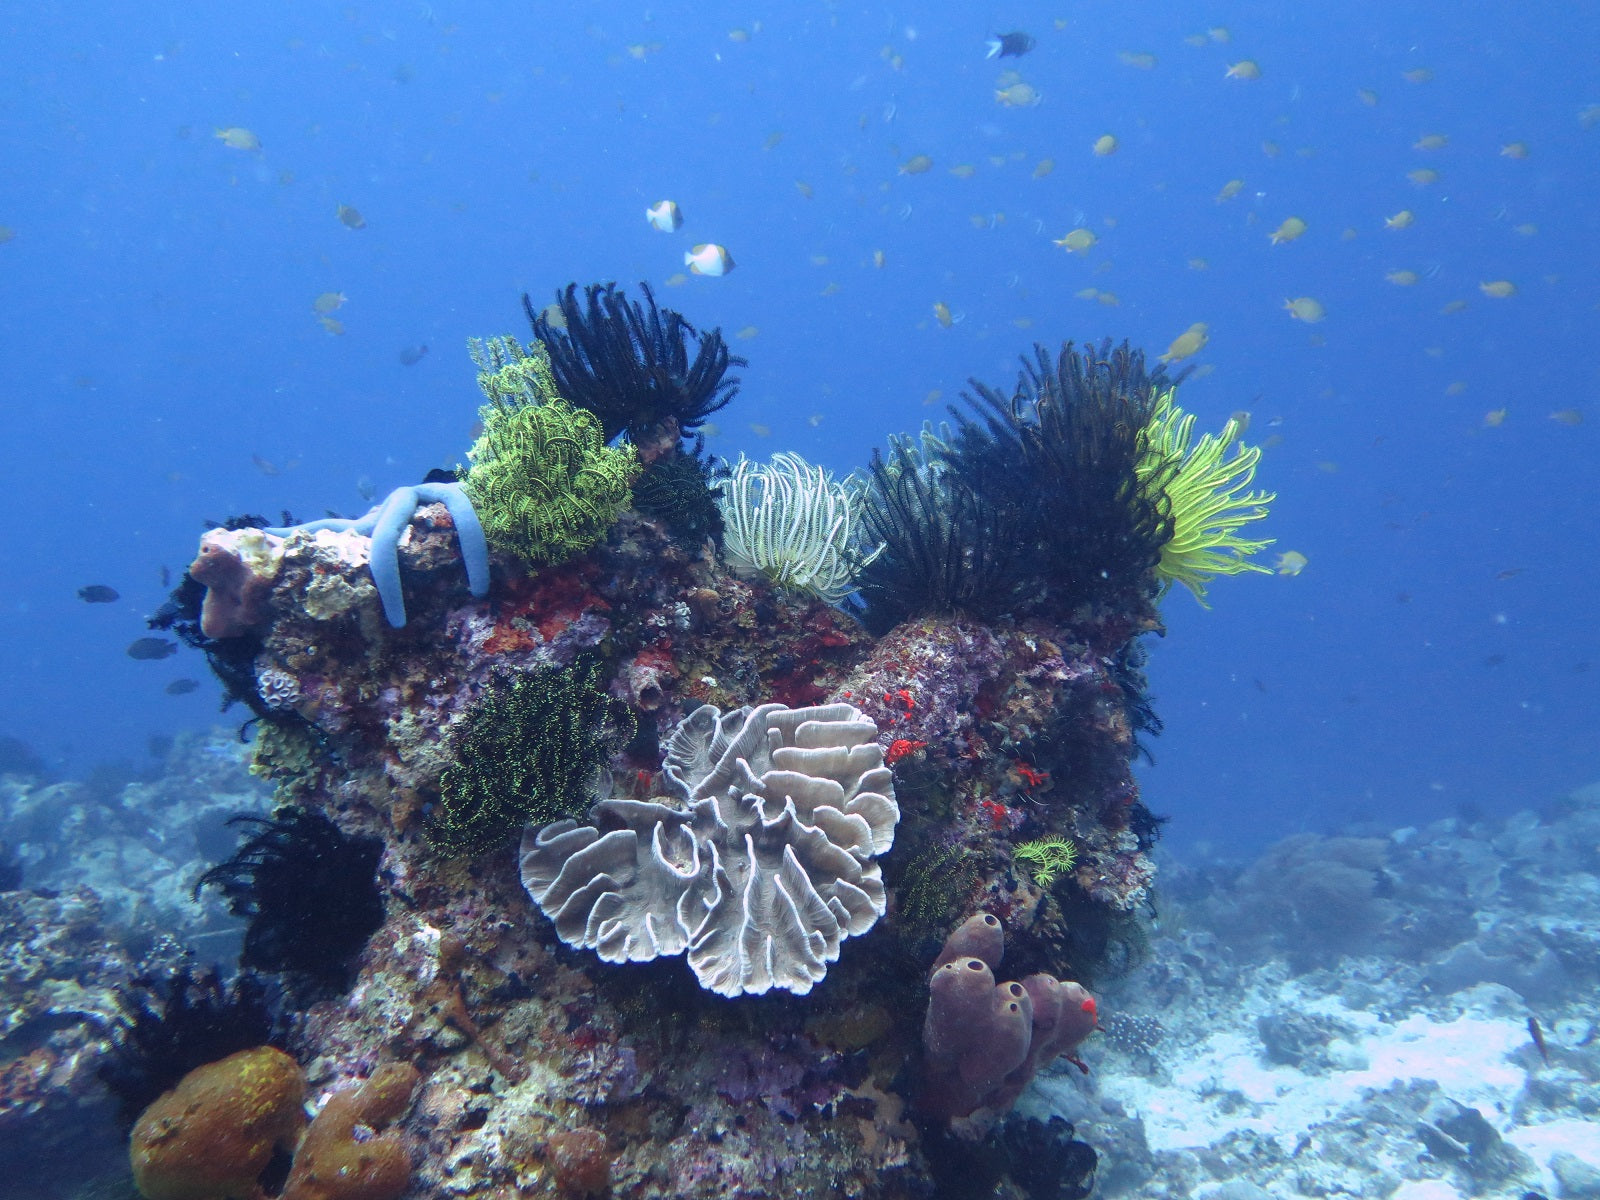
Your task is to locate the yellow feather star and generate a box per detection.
[1138,388,1275,606]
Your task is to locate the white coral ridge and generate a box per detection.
[519,701,899,998]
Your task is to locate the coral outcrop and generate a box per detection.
[188,527,283,639]
[520,701,899,997]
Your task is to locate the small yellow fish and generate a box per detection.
[1075,287,1100,300]
[1269,216,1307,245]
[1053,228,1097,254]
[735,326,759,340]
[1357,88,1379,106]
[1229,411,1251,435]
[1479,280,1516,298]
[1032,158,1055,179]
[1440,299,1469,314]
[685,244,735,276]
[1483,408,1507,428]
[1444,381,1467,395]
[1275,551,1308,576]
[663,273,690,287]
[1284,297,1325,323]
[1385,269,1420,286]
[337,204,366,230]
[646,200,683,232]
[794,180,814,200]
[809,254,830,267]
[1407,168,1440,186]
[318,316,345,335]
[1118,51,1157,70]
[933,301,954,328]
[1500,141,1529,159]
[1413,133,1448,150]
[949,163,977,179]
[1261,140,1281,158]
[762,131,784,151]
[1401,68,1434,84]
[1385,210,1414,230]
[872,249,886,269]
[900,154,934,175]
[1208,26,1231,43]
[728,27,751,43]
[1513,223,1538,237]
[1092,134,1118,156]
[807,414,824,427]
[1160,323,1210,363]
[1549,409,1583,426]
[313,291,347,314]
[1225,60,1261,81]
[1184,33,1208,48]
[749,423,772,437]
[994,82,1041,107]
[1215,179,1245,203]
[1187,257,1209,271]
[541,303,567,329]
[1096,291,1120,307]
[214,127,261,151]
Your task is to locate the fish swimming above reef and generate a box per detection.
[986,31,1035,59]
[214,126,260,151]
[685,243,734,276]
[78,585,119,603]
[127,637,179,661]
[399,344,429,365]
[337,204,366,230]
[646,200,682,232]
[165,678,200,695]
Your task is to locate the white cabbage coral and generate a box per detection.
[717,452,883,603]
[519,701,899,997]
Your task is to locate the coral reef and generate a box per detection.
[520,701,899,997]
[188,527,283,639]
[33,323,1281,1199]
[719,452,883,603]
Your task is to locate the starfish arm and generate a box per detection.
[369,487,421,627]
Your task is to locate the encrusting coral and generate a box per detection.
[719,451,883,603]
[1136,388,1275,605]
[520,700,899,997]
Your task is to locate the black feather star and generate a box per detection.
[525,281,745,453]
[194,808,385,999]
[99,964,281,1128]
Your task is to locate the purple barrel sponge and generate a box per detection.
[920,912,1099,1135]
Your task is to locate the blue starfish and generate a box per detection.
[267,481,490,628]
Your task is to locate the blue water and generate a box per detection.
[3,0,1596,850]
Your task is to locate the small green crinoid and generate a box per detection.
[1138,388,1275,606]
[432,661,635,857]
[462,336,639,567]
[1013,835,1078,888]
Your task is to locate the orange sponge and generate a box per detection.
[130,1046,306,1200]
[280,1062,419,1200]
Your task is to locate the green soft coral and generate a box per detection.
[1138,388,1274,606]
[462,336,639,567]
